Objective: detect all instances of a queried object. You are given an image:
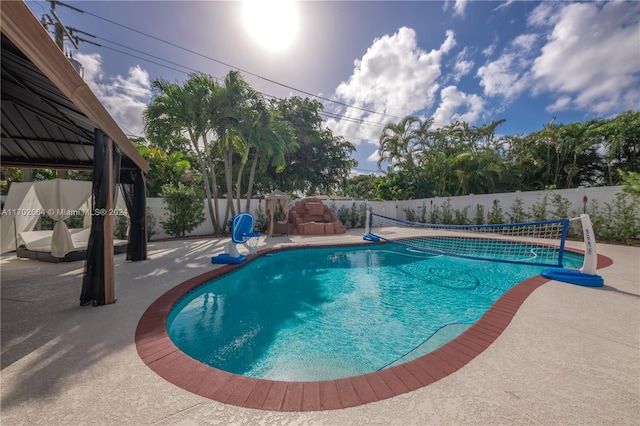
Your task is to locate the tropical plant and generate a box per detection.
[549,193,573,220]
[403,207,417,222]
[337,205,350,226]
[240,100,296,212]
[473,204,485,225]
[144,73,222,232]
[508,197,528,223]
[453,207,469,225]
[531,194,549,222]
[146,206,157,241]
[114,214,129,240]
[270,97,356,195]
[440,199,454,224]
[487,200,505,224]
[210,71,260,224]
[358,202,370,228]
[159,183,205,237]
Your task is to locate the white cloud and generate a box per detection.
[482,40,497,58]
[75,52,103,82]
[75,52,151,137]
[453,0,468,18]
[546,96,572,113]
[444,0,469,18]
[527,2,559,27]
[453,60,473,82]
[477,53,530,100]
[451,48,474,83]
[478,1,639,119]
[367,150,380,163]
[531,1,640,114]
[494,0,516,13]
[432,86,485,127]
[512,34,538,52]
[327,27,456,147]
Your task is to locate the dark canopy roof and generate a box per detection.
[1,0,149,173]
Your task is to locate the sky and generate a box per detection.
[26,0,640,175]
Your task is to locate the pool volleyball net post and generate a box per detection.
[364,212,603,287]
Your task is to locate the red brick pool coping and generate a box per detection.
[135,244,613,412]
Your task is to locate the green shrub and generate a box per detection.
[358,202,369,228]
[429,203,440,224]
[160,183,205,237]
[473,204,485,225]
[114,214,129,240]
[65,212,85,229]
[531,194,549,222]
[487,200,504,224]
[440,199,454,224]
[598,193,640,244]
[254,201,267,232]
[508,197,528,223]
[349,202,359,228]
[418,202,428,223]
[146,206,157,241]
[403,207,417,222]
[549,193,573,220]
[337,205,350,226]
[35,213,55,230]
[454,207,469,225]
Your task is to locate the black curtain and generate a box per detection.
[80,129,109,306]
[113,145,121,200]
[120,169,147,261]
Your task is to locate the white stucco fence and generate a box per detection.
[147,186,623,240]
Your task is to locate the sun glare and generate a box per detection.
[243,0,299,52]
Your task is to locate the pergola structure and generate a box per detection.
[265,190,290,237]
[1,1,150,306]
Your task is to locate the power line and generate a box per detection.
[319,110,387,128]
[42,1,401,148]
[80,30,393,134]
[60,1,404,121]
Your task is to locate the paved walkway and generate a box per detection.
[1,230,638,425]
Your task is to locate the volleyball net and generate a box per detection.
[365,212,571,267]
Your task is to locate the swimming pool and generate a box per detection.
[167,243,583,382]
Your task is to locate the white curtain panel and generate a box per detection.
[0,182,40,254]
[33,179,92,257]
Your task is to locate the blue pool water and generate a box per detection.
[167,243,583,381]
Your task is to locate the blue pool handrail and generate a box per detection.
[231,212,261,244]
[212,213,260,265]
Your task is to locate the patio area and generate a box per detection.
[1,230,638,425]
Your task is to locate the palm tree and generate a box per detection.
[239,102,296,212]
[210,71,259,226]
[377,116,420,172]
[144,74,222,233]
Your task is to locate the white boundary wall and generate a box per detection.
[147,197,269,240]
[147,186,622,239]
[393,186,621,221]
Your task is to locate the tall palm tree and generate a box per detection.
[238,101,296,212]
[211,71,259,226]
[144,74,223,233]
[378,116,421,173]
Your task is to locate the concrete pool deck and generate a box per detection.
[1,230,638,425]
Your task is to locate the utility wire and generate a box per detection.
[46,1,400,146]
[64,2,404,121]
[93,36,392,130]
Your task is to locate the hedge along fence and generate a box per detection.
[390,186,621,223]
[147,185,636,243]
[146,197,268,240]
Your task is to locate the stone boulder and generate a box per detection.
[289,198,347,235]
